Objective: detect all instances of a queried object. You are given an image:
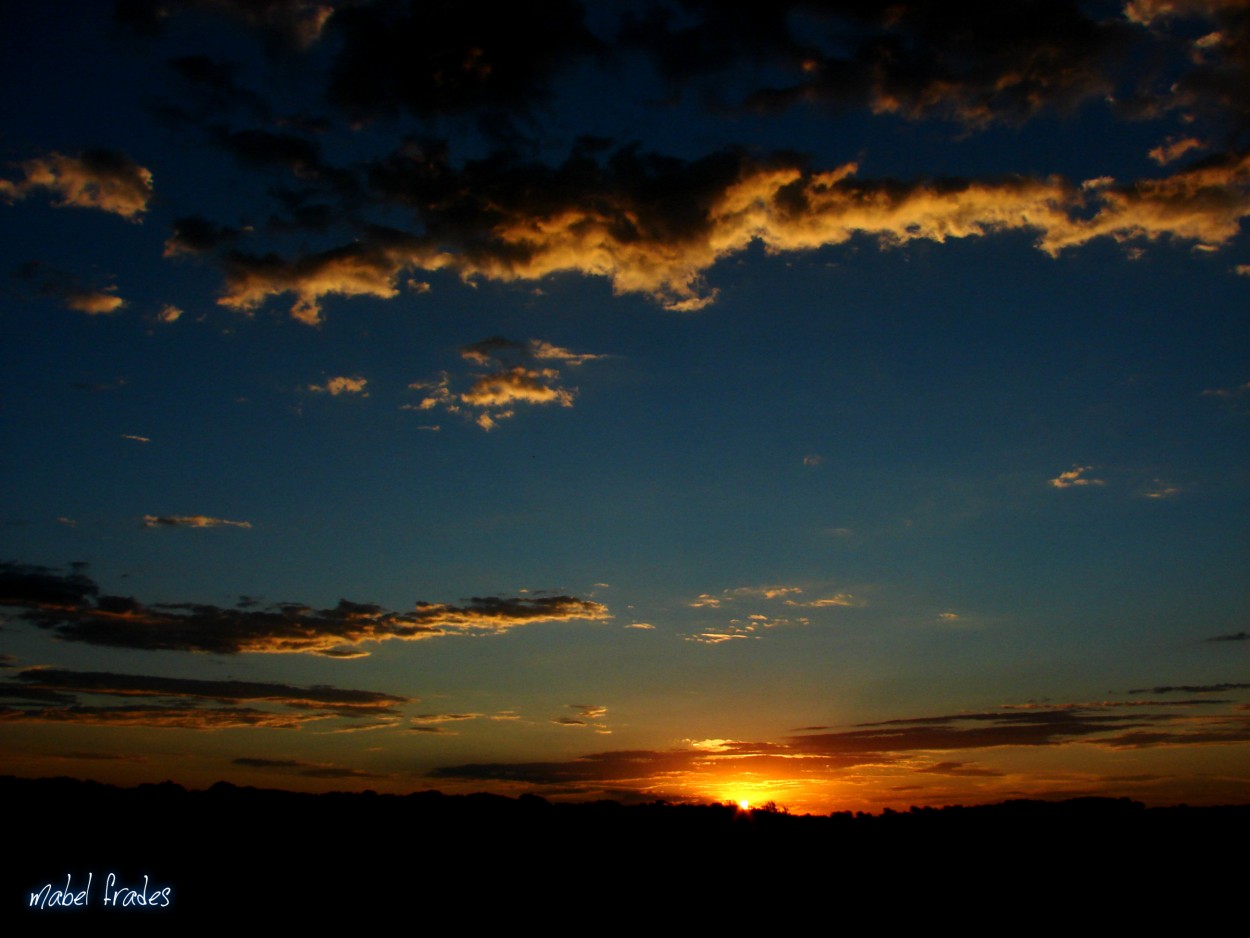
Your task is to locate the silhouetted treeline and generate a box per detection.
[6,775,1246,926]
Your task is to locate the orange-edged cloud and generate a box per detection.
[0,150,153,219]
[217,228,423,324]
[0,561,609,657]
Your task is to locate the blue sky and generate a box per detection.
[1,0,1247,813]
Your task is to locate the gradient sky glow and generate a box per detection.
[2,0,1248,814]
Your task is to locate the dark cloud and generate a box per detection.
[0,703,317,729]
[749,1,1130,126]
[0,562,99,608]
[210,126,323,175]
[233,757,382,779]
[1127,682,1250,694]
[164,215,244,256]
[1,561,608,656]
[916,761,1005,778]
[167,54,272,119]
[115,0,332,50]
[435,700,1250,788]
[1,664,412,731]
[14,667,410,711]
[1207,631,1249,642]
[324,0,601,126]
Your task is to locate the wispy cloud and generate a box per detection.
[143,514,253,529]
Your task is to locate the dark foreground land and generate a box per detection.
[6,775,1247,927]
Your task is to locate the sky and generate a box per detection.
[0,0,1247,815]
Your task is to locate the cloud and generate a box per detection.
[16,262,127,314]
[0,703,320,730]
[180,136,1250,318]
[121,434,151,443]
[65,288,126,315]
[217,227,423,325]
[13,667,409,711]
[687,632,751,645]
[410,335,601,430]
[366,145,1239,310]
[916,761,1005,778]
[1202,380,1250,397]
[1127,682,1250,693]
[0,561,609,656]
[1142,479,1181,498]
[411,713,482,724]
[323,0,600,123]
[1149,136,1204,165]
[232,757,382,779]
[164,216,243,257]
[1049,465,1106,488]
[628,1,1132,128]
[117,0,332,49]
[143,514,253,528]
[433,697,1250,795]
[0,664,411,733]
[784,593,861,609]
[802,454,822,466]
[0,149,153,218]
[307,375,368,396]
[1207,632,1249,642]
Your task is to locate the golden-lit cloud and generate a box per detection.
[217,231,423,325]
[409,335,601,430]
[361,148,1250,311]
[63,288,126,315]
[0,150,153,219]
[1049,465,1106,488]
[308,375,368,396]
[143,514,253,528]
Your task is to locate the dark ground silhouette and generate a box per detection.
[6,775,1246,927]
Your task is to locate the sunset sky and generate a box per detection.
[1,0,1247,814]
